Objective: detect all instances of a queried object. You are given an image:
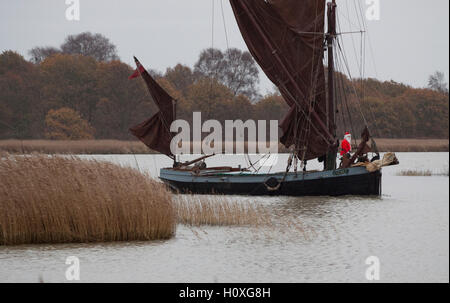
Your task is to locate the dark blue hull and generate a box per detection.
[160,167,382,197]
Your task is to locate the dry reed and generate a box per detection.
[0,140,153,155]
[175,195,272,227]
[0,154,338,246]
[0,154,279,245]
[0,138,448,155]
[371,138,449,152]
[439,168,450,177]
[0,154,176,245]
[397,169,433,176]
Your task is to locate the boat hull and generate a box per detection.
[160,166,382,197]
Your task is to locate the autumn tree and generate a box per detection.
[185,78,235,122]
[61,32,119,62]
[45,108,94,140]
[231,95,253,121]
[402,88,449,138]
[0,51,40,139]
[165,64,196,95]
[94,61,157,139]
[254,93,289,122]
[360,78,409,98]
[1,43,449,141]
[39,54,99,123]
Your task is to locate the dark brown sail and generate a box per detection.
[129,57,176,157]
[229,0,333,160]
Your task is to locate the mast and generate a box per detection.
[325,0,338,171]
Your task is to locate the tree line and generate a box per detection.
[0,32,448,141]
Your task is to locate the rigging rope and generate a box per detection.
[211,0,215,51]
[340,1,383,140]
[335,38,369,128]
[356,0,384,140]
[220,0,230,51]
[335,9,361,147]
[335,49,358,147]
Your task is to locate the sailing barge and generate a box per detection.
[129,0,399,197]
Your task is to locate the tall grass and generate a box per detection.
[175,195,272,227]
[0,154,278,245]
[0,138,448,154]
[371,138,449,152]
[0,140,153,155]
[439,168,450,177]
[397,168,450,176]
[397,169,433,176]
[0,154,176,245]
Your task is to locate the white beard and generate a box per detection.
[344,135,352,143]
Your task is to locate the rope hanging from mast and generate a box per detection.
[333,0,382,158]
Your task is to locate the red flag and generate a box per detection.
[128,65,145,79]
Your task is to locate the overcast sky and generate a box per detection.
[0,0,448,94]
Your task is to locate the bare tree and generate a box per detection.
[428,71,449,94]
[60,32,119,62]
[223,48,260,100]
[28,47,61,64]
[194,48,225,80]
[194,48,260,101]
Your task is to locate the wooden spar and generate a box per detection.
[325,0,338,170]
[327,0,336,136]
[349,127,370,163]
[174,154,216,168]
[239,1,335,146]
[340,127,372,169]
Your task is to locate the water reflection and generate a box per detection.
[268,195,381,218]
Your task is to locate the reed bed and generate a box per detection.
[175,195,272,227]
[0,140,153,155]
[397,169,433,176]
[397,168,450,176]
[0,154,279,245]
[0,154,176,245]
[372,138,449,152]
[438,168,450,177]
[0,138,448,155]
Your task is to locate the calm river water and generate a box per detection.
[0,153,448,283]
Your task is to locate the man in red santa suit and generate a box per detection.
[340,132,352,157]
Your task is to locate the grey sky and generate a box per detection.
[0,0,448,94]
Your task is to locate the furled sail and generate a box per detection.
[129,57,176,158]
[229,0,334,160]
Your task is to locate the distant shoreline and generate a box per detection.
[0,138,448,155]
